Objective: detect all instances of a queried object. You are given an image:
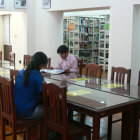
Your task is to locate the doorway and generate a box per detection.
[0,11,27,64]
[63,9,110,74]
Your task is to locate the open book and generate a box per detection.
[40,69,64,74]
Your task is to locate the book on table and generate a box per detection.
[40,69,64,74]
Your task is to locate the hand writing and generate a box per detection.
[65,69,70,73]
[47,67,53,69]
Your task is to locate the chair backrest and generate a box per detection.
[0,51,2,66]
[111,67,131,83]
[138,71,140,86]
[42,57,51,69]
[9,52,15,66]
[0,77,16,123]
[10,69,19,83]
[85,63,102,78]
[42,82,67,132]
[85,78,101,89]
[77,59,83,74]
[23,55,32,67]
[47,57,51,68]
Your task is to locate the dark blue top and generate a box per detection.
[14,69,43,118]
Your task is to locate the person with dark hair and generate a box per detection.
[55,45,78,73]
[14,52,48,119]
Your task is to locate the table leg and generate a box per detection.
[68,109,73,120]
[132,103,139,140]
[92,115,100,140]
[121,108,133,140]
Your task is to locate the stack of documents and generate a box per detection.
[40,69,64,74]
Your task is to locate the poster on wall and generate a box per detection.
[0,0,4,8]
[42,0,51,9]
[15,0,27,8]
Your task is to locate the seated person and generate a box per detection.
[50,45,78,73]
[14,52,48,119]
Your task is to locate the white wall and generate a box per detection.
[108,1,133,78]
[27,0,35,54]
[51,0,110,11]
[1,0,140,84]
[34,11,63,66]
[64,10,110,17]
[131,5,140,84]
[33,0,63,66]
[11,12,27,65]
[0,16,4,55]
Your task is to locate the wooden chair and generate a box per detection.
[9,52,15,67]
[108,66,131,140]
[47,57,51,68]
[85,63,102,78]
[85,78,101,89]
[77,58,83,74]
[111,67,131,83]
[0,77,43,140]
[42,82,91,140]
[23,55,32,67]
[0,51,2,66]
[77,64,102,122]
[10,69,19,83]
[43,57,51,69]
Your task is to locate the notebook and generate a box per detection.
[40,69,64,74]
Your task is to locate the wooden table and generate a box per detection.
[0,64,140,140]
[44,73,140,140]
[44,77,139,140]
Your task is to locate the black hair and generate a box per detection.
[23,52,48,86]
[57,45,69,54]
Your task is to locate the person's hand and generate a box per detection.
[47,67,53,69]
[64,69,70,73]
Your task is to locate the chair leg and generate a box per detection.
[23,129,26,140]
[80,114,86,124]
[86,132,91,140]
[26,128,30,140]
[68,109,73,120]
[62,134,67,140]
[43,124,48,140]
[40,124,43,140]
[107,115,113,140]
[1,118,5,140]
[12,127,17,140]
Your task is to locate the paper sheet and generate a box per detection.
[40,69,64,74]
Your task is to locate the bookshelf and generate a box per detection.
[98,15,110,71]
[63,15,110,71]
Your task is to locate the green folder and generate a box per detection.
[67,90,91,96]
[70,78,90,81]
[102,83,124,89]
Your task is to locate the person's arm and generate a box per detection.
[69,59,78,73]
[54,60,62,70]
[34,73,44,96]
